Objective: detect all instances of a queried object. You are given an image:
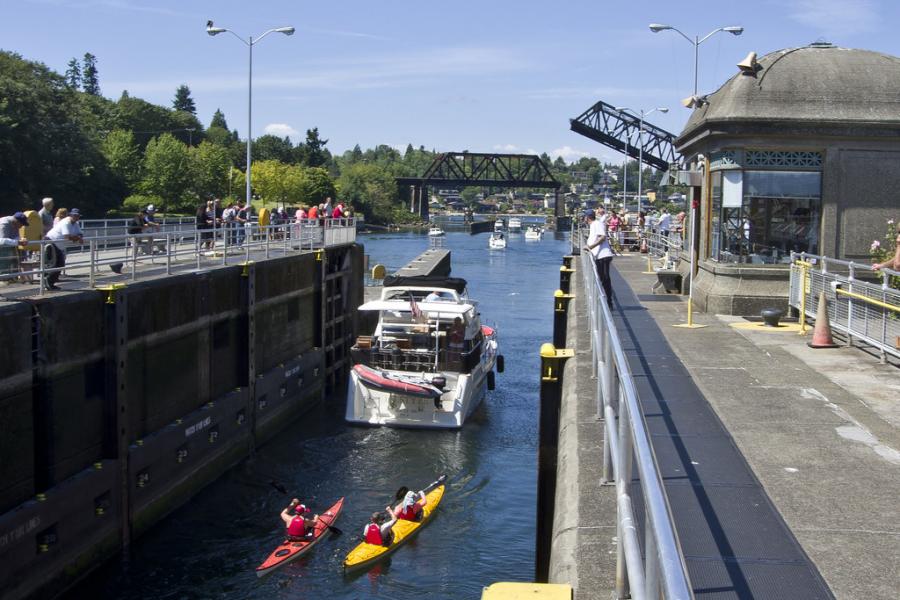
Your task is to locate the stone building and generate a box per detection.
[675,42,900,314]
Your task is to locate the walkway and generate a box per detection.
[554,253,900,599]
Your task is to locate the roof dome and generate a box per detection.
[679,44,900,139]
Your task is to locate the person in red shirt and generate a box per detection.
[332,202,345,219]
[363,507,397,546]
[307,204,318,220]
[280,498,319,541]
[392,488,427,521]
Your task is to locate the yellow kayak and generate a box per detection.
[344,475,447,572]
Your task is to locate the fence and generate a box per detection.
[580,248,693,599]
[789,252,900,362]
[1,218,356,295]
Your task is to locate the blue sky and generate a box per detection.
[3,0,898,164]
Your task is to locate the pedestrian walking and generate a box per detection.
[582,209,615,309]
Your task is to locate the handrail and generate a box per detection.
[579,246,693,599]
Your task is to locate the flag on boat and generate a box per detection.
[409,293,423,319]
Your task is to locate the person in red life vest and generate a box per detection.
[280,498,319,541]
[393,488,427,521]
[363,507,397,546]
[332,202,345,219]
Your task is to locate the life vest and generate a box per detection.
[396,503,422,521]
[364,523,383,545]
[286,516,308,538]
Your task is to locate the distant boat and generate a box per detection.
[488,232,507,249]
[494,219,504,232]
[508,217,522,232]
[524,226,543,241]
[428,226,445,237]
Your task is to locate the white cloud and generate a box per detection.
[551,146,591,162]
[493,144,520,152]
[263,123,299,139]
[787,0,880,36]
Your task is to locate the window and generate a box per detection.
[711,170,821,264]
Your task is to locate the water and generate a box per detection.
[69,229,570,600]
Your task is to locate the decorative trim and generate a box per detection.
[709,150,740,170]
[745,150,823,170]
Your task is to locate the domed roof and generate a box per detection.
[679,44,900,140]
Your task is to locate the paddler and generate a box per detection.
[393,488,427,521]
[281,498,319,541]
[363,507,397,546]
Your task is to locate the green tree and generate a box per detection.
[254,134,294,163]
[298,166,336,205]
[190,141,233,200]
[210,108,229,129]
[101,129,141,188]
[140,133,192,213]
[295,127,330,167]
[252,160,303,207]
[336,162,399,224]
[64,58,81,89]
[82,52,99,95]
[172,84,196,114]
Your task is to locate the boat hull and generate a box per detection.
[255,497,344,577]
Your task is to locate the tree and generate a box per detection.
[210,108,229,130]
[298,167,337,205]
[336,162,398,224]
[295,127,330,167]
[101,129,141,188]
[140,133,192,213]
[252,160,303,207]
[190,141,233,200]
[64,58,81,89]
[173,84,196,114]
[82,52,99,95]
[254,134,294,163]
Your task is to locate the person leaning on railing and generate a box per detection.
[873,223,900,272]
[44,208,84,290]
[0,212,29,275]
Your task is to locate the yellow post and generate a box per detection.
[642,254,655,274]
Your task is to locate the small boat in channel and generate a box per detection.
[488,232,507,249]
[524,226,543,240]
[507,217,522,232]
[427,226,445,237]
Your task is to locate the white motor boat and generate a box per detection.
[494,219,504,232]
[428,226,445,236]
[488,232,507,249]
[346,275,502,429]
[524,226,543,240]
[507,217,522,232]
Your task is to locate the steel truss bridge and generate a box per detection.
[396,152,562,219]
[570,100,679,172]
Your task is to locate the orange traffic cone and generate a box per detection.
[808,291,838,348]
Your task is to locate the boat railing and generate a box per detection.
[580,248,694,599]
[352,339,481,374]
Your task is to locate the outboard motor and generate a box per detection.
[431,376,447,390]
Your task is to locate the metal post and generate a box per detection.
[166,234,172,275]
[246,38,253,209]
[637,112,644,211]
[693,35,699,97]
[89,239,96,288]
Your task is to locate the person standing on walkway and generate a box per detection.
[873,222,900,271]
[583,209,614,309]
[38,198,54,235]
[658,208,672,238]
[44,208,83,289]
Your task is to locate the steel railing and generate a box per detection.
[1,218,356,295]
[790,252,900,362]
[579,247,693,600]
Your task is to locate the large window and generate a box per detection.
[712,170,821,264]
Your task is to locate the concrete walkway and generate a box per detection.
[550,253,899,600]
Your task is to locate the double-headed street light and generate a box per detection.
[615,107,668,214]
[207,21,294,208]
[649,23,743,106]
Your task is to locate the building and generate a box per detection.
[676,43,900,314]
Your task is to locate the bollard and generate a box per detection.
[536,343,573,583]
[558,265,575,295]
[561,254,576,270]
[552,290,575,349]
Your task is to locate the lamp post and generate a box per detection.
[649,23,743,100]
[207,22,294,208]
[616,107,668,214]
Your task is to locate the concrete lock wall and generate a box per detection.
[0,244,362,600]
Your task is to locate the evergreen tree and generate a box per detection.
[64,58,81,89]
[82,52,100,95]
[297,127,329,167]
[210,108,229,130]
[173,84,196,114]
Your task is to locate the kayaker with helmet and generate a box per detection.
[363,507,397,546]
[281,498,319,541]
[393,487,428,521]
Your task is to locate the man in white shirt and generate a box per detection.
[658,209,672,238]
[583,209,615,309]
[44,207,84,289]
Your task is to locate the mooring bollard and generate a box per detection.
[559,264,575,294]
[561,254,576,270]
[535,342,573,583]
[553,290,575,349]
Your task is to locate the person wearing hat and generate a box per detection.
[44,208,84,289]
[0,212,29,247]
[393,487,427,522]
[280,498,320,541]
[583,209,615,309]
[363,506,398,547]
[38,198,54,235]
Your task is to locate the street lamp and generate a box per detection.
[207,21,294,208]
[649,23,743,103]
[615,107,668,214]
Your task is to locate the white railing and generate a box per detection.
[789,252,900,362]
[1,219,356,295]
[580,248,694,600]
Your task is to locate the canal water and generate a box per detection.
[69,229,570,600]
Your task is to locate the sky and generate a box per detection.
[3,0,899,165]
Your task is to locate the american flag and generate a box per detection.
[409,293,423,319]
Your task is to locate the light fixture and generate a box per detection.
[723,26,744,35]
[649,23,672,32]
[737,51,760,75]
[206,20,226,36]
[275,27,295,35]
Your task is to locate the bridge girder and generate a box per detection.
[570,101,679,171]
[396,152,561,189]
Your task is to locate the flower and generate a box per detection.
[870,240,881,252]
[888,219,895,225]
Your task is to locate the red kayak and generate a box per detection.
[255,497,344,577]
[353,364,442,399]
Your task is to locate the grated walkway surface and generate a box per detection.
[610,267,835,599]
